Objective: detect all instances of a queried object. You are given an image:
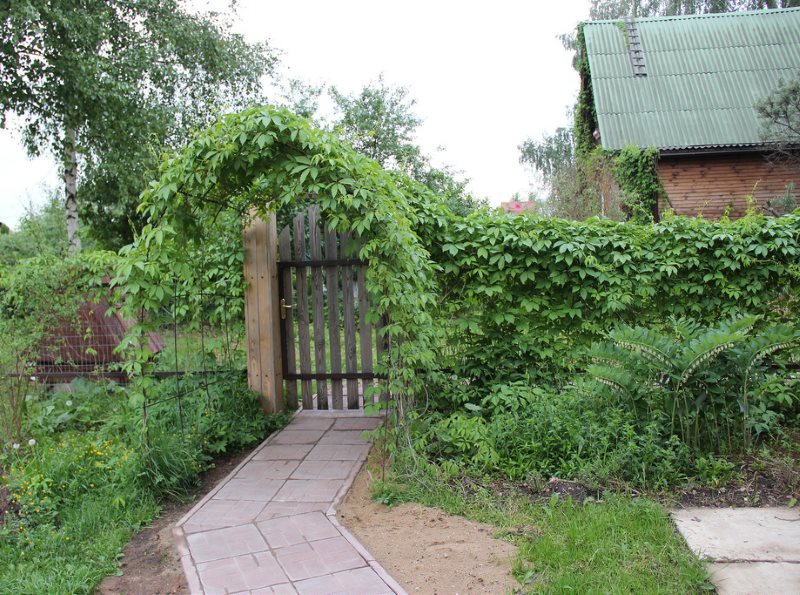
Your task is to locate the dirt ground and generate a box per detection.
[337,464,519,595]
[97,449,251,595]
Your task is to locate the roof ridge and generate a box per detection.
[584,6,800,26]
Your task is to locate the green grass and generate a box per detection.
[0,374,288,594]
[0,493,158,594]
[375,463,712,594]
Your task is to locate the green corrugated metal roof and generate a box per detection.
[583,8,800,151]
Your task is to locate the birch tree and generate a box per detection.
[0,0,276,250]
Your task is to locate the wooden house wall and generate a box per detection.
[657,153,798,219]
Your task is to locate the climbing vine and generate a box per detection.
[612,145,664,222]
[426,208,800,386]
[115,105,440,403]
[573,24,599,159]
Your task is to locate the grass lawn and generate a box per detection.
[377,468,712,593]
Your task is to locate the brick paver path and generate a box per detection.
[173,411,406,595]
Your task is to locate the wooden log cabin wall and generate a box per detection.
[657,153,798,219]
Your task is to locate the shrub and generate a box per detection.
[414,381,692,489]
[587,315,800,452]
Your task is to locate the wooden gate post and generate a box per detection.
[243,211,285,414]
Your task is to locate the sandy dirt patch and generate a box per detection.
[337,464,519,595]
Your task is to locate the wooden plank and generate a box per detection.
[308,205,328,410]
[262,214,285,413]
[325,224,343,410]
[243,211,284,414]
[279,225,298,409]
[341,232,359,409]
[357,264,373,404]
[243,217,262,399]
[294,211,313,409]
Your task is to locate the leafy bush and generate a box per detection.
[0,252,117,444]
[414,381,692,489]
[587,315,800,452]
[410,314,799,489]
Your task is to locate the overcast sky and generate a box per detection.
[0,0,590,230]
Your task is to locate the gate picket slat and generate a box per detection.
[293,212,313,409]
[357,265,373,404]
[279,226,298,408]
[341,232,359,409]
[325,224,343,409]
[308,205,327,409]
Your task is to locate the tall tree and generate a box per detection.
[590,0,798,18]
[757,77,800,157]
[0,192,68,266]
[330,75,422,169]
[329,75,485,215]
[0,0,276,250]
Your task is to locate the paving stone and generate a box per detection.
[182,500,266,533]
[214,478,284,501]
[253,444,315,461]
[231,586,298,595]
[257,511,340,549]
[197,551,288,593]
[271,430,326,445]
[305,443,369,461]
[707,562,800,595]
[293,567,393,595]
[256,502,331,522]
[288,415,335,430]
[291,460,357,480]
[318,430,371,445]
[273,479,343,503]
[188,524,269,563]
[256,584,300,595]
[332,417,383,431]
[275,536,366,581]
[174,412,404,594]
[236,460,300,480]
[673,507,800,561]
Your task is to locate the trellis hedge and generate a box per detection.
[424,209,800,384]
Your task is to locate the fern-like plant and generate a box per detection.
[587,315,799,453]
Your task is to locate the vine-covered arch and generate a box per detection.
[117,105,440,404]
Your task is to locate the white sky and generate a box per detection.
[0,0,590,230]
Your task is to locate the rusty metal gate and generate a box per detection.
[277,205,386,410]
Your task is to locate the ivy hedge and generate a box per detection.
[423,209,800,385]
[116,104,800,409]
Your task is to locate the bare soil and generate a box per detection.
[673,453,800,508]
[96,448,251,595]
[337,463,519,595]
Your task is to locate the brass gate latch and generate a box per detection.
[280,298,294,320]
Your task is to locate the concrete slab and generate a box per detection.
[318,430,372,445]
[305,443,370,461]
[672,507,800,561]
[291,460,357,480]
[707,562,800,595]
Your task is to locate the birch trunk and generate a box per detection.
[64,127,80,253]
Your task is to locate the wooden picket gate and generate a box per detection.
[276,205,386,410]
